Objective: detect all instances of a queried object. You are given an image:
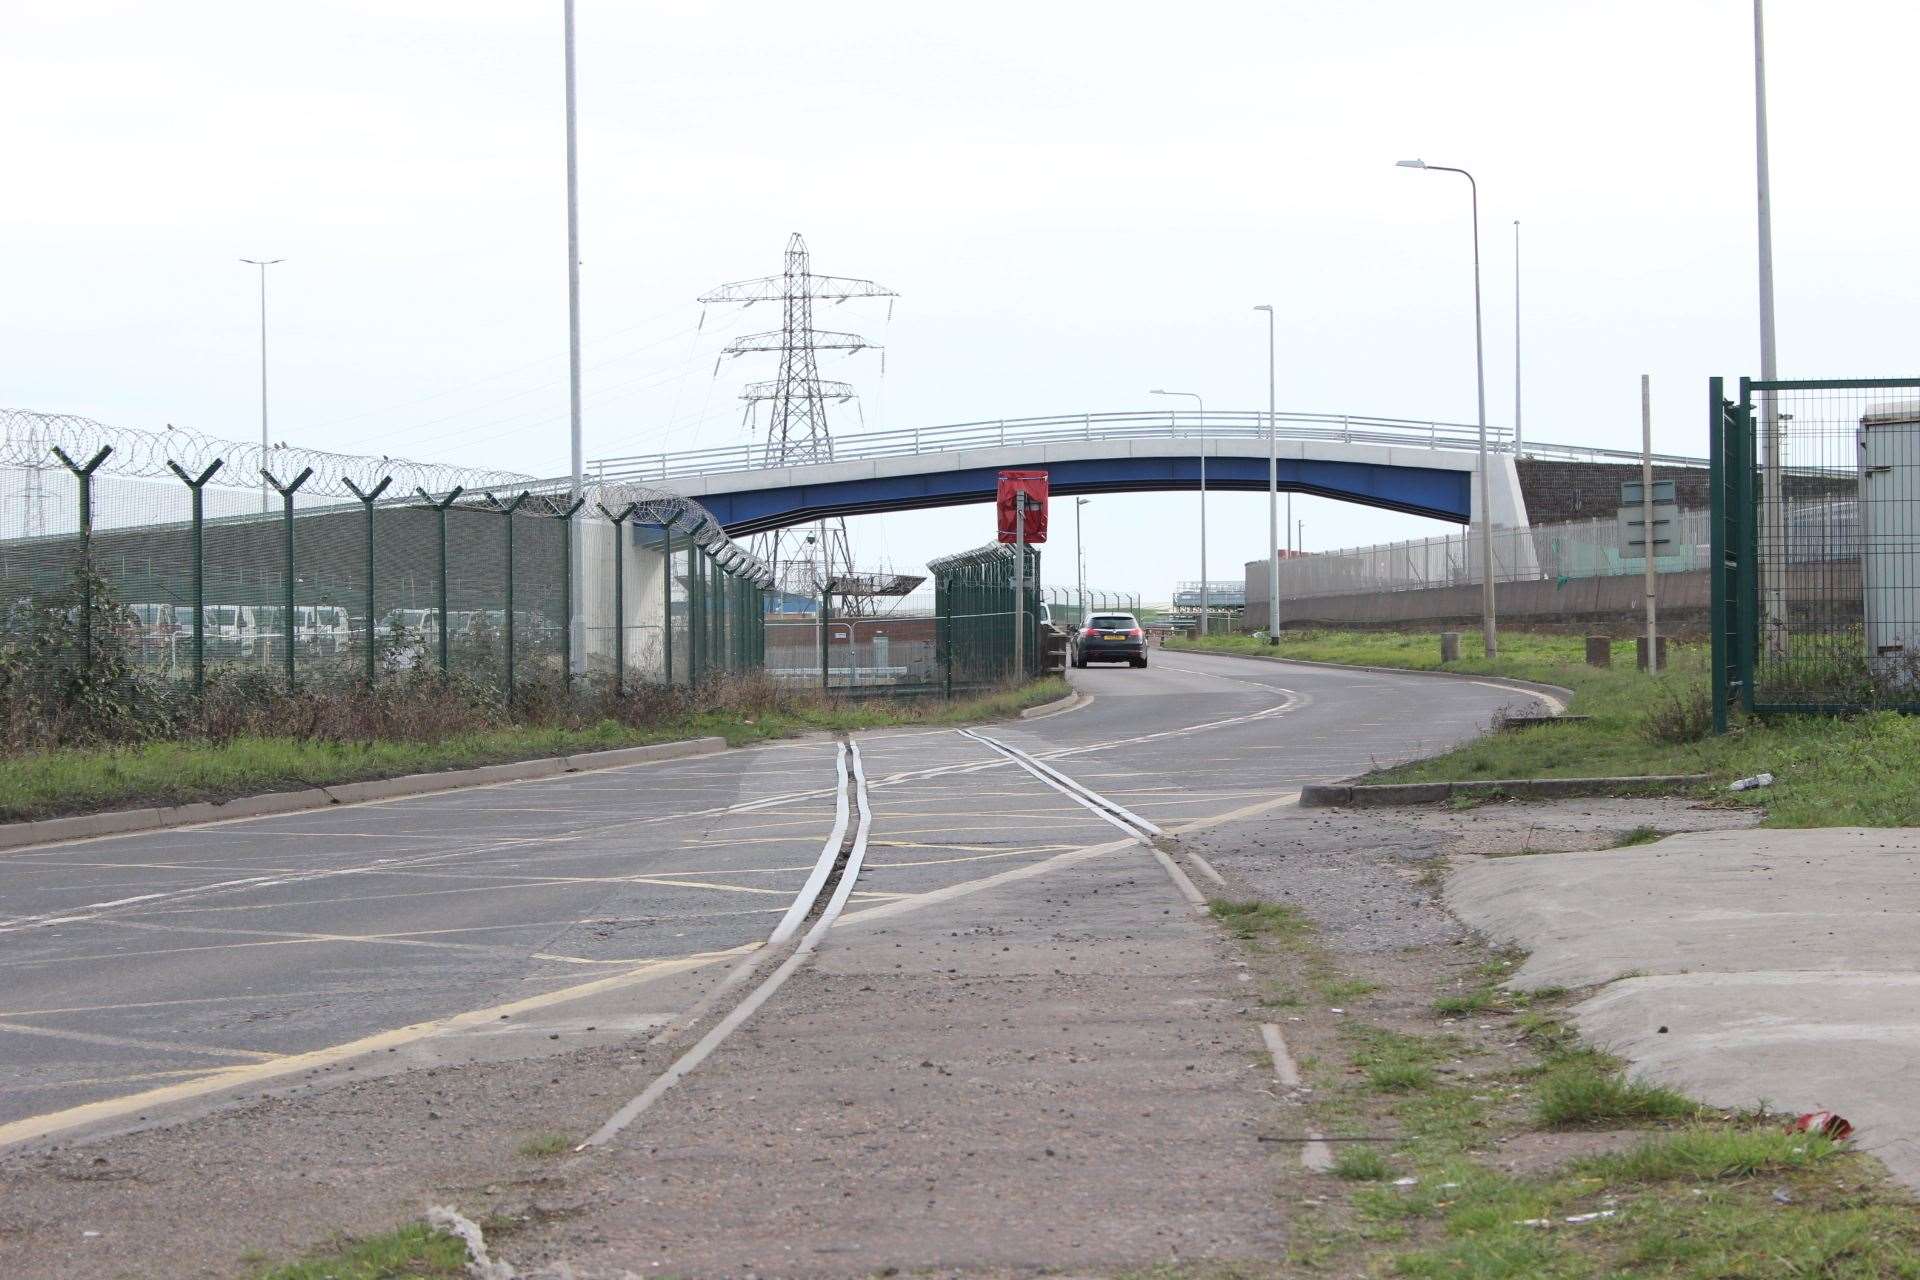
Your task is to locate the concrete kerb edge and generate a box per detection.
[1300,774,1715,809]
[0,736,730,853]
[1163,644,1575,710]
[1020,689,1088,719]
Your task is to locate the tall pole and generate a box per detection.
[1074,497,1088,627]
[1151,389,1206,635]
[1642,374,1659,674]
[1256,305,1278,641]
[1396,159,1496,657]
[240,258,284,513]
[1513,221,1522,456]
[1754,0,1785,655]
[563,0,586,677]
[1012,494,1027,680]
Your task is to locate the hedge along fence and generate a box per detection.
[1,409,771,702]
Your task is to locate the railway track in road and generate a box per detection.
[579,739,873,1148]
[579,715,1249,1149]
[957,728,1215,910]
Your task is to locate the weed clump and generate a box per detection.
[1535,1056,1698,1127]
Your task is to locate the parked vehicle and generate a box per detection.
[201,604,258,659]
[296,605,351,656]
[128,603,183,664]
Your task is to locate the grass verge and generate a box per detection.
[1169,629,1920,827]
[0,677,1068,824]
[250,1222,467,1279]
[1202,896,1920,1279]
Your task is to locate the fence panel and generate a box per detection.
[2,410,775,708]
[1724,378,1920,714]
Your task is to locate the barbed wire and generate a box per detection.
[2,408,772,586]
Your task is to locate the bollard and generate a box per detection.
[1586,635,1612,668]
[1439,632,1461,663]
[1636,635,1669,672]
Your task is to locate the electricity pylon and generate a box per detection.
[700,233,894,610]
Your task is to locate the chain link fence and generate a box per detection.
[1711,377,1920,724]
[1,410,771,706]
[930,542,1043,693]
[1040,587,1142,629]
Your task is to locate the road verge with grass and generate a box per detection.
[0,678,1067,824]
[1170,630,1920,827]
[1205,893,1920,1277]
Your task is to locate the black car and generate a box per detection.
[1072,612,1148,668]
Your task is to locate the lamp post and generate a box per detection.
[1753,0,1784,655]
[1074,497,1090,627]
[1150,388,1206,635]
[563,0,586,678]
[1396,158,1497,658]
[1254,304,1279,641]
[1512,220,1522,455]
[239,257,285,514]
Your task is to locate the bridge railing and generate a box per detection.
[589,411,1704,484]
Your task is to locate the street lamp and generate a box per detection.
[1150,388,1207,636]
[1396,158,1497,658]
[239,257,285,514]
[1254,305,1279,642]
[1074,497,1090,627]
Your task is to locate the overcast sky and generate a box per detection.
[6,0,1916,600]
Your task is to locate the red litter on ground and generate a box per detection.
[1787,1111,1853,1141]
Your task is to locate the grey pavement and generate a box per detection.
[1447,827,1920,1190]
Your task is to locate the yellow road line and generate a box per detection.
[0,1019,282,1062]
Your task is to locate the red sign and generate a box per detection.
[996,470,1049,544]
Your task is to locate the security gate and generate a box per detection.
[1711,375,1920,730]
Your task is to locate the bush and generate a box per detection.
[1642,681,1713,745]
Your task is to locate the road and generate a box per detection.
[0,649,1527,1140]
[0,648,1539,1276]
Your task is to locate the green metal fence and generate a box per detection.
[2,410,770,700]
[929,541,1043,693]
[1710,376,1920,730]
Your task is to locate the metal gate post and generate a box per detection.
[50,446,112,674]
[1708,377,1729,734]
[167,458,224,690]
[819,589,831,696]
[689,544,704,685]
[661,522,675,685]
[552,497,585,690]
[494,492,530,703]
[596,502,638,696]
[263,466,315,691]
[413,487,465,677]
[343,476,392,686]
[1734,380,1759,714]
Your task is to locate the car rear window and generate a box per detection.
[1089,616,1136,629]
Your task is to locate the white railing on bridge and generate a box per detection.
[589,411,1707,485]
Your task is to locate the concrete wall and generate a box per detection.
[1251,569,1708,634]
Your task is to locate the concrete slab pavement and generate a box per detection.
[1446,827,1920,1190]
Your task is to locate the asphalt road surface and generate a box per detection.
[0,647,1533,1150]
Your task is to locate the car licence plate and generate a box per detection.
[1103,631,1128,639]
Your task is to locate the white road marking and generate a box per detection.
[1261,1022,1332,1171]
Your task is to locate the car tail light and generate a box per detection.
[1082,626,1099,637]
[1126,627,1144,638]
